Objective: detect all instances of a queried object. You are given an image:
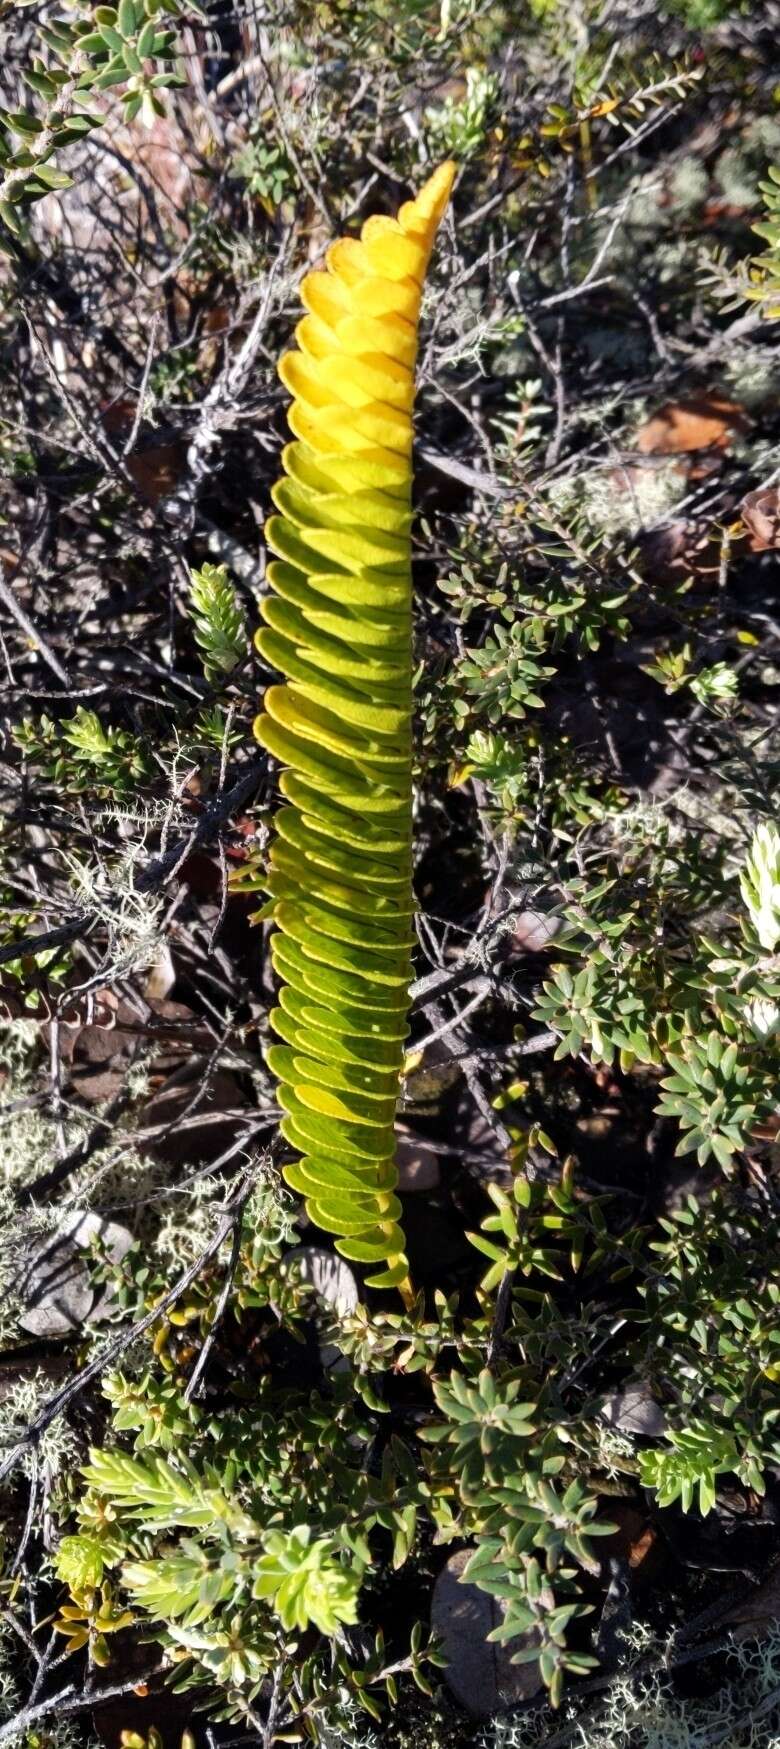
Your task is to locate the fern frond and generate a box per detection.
[189,562,247,681]
[255,162,455,1295]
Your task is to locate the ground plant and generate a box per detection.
[0,1,779,1747]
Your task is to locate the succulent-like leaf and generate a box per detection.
[256,162,455,1293]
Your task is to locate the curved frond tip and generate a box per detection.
[255,162,455,1295]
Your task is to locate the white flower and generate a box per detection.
[740,823,780,953]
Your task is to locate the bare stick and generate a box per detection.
[0,756,267,968]
[0,569,71,688]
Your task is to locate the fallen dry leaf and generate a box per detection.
[635,516,726,586]
[126,439,186,505]
[636,394,749,460]
[750,1113,780,1144]
[740,484,780,552]
[601,1501,665,1583]
[101,402,186,505]
[142,1062,251,1168]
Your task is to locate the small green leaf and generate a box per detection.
[55,1535,105,1592]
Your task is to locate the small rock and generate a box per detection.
[18,1210,133,1338]
[284,1246,359,1318]
[600,1380,667,1438]
[431,1549,543,1718]
[19,1247,92,1338]
[511,909,561,953]
[58,1210,134,1265]
[284,1246,359,1371]
[396,1137,441,1192]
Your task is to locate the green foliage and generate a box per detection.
[6,1,780,1744]
[740,823,780,954]
[417,1186,615,1703]
[638,1424,744,1515]
[488,1624,780,1749]
[747,165,780,317]
[456,624,554,725]
[426,1368,538,1494]
[425,66,498,159]
[62,1352,439,1732]
[82,1447,252,1533]
[54,1581,135,1666]
[191,703,244,752]
[103,1371,204,1451]
[15,707,153,793]
[252,1526,362,1633]
[0,0,194,240]
[637,1192,780,1489]
[229,131,293,210]
[643,642,739,712]
[425,522,633,817]
[709,160,780,319]
[531,815,780,1163]
[49,1134,780,1730]
[461,729,528,810]
[656,1032,765,1166]
[0,898,72,994]
[467,1152,580,1291]
[71,0,191,127]
[54,1533,106,1592]
[188,563,247,683]
[122,1550,241,1627]
[660,0,743,22]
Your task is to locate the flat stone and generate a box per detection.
[18,1211,133,1338]
[284,1246,359,1317]
[431,1549,543,1717]
[396,1137,441,1191]
[512,910,562,952]
[600,1380,667,1438]
[284,1246,360,1371]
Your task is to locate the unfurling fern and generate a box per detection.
[255,162,455,1295]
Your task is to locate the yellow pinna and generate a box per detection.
[255,162,455,1293]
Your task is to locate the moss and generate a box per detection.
[486,1627,780,1749]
